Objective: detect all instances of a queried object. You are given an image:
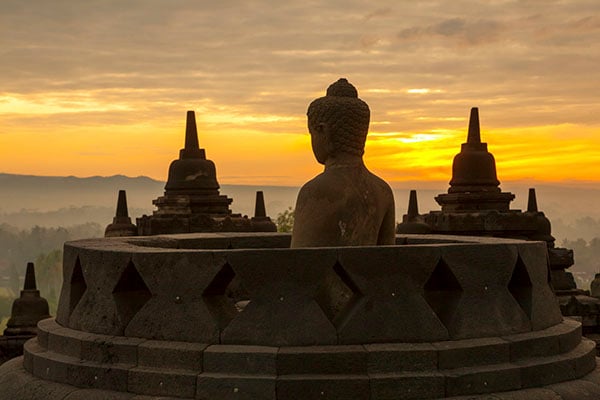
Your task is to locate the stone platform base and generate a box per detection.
[0,318,598,399]
[1,356,600,400]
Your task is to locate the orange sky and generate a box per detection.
[1,1,599,187]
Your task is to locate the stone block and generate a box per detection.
[48,327,90,359]
[559,319,583,353]
[66,360,131,391]
[438,244,532,339]
[518,354,577,388]
[138,340,206,371]
[128,366,197,398]
[434,337,510,369]
[517,243,563,330]
[64,388,135,399]
[369,372,445,400]
[502,327,560,361]
[365,342,437,373]
[31,350,72,384]
[204,345,277,374]
[68,250,132,336]
[196,373,276,400]
[37,318,59,349]
[573,339,597,377]
[80,334,144,364]
[277,345,366,375]
[126,252,224,343]
[221,249,338,346]
[335,246,449,344]
[445,363,521,396]
[23,338,45,373]
[276,375,370,400]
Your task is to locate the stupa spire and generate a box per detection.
[116,190,129,218]
[185,110,200,151]
[467,107,481,144]
[23,262,36,291]
[527,188,538,212]
[407,190,419,220]
[104,190,137,237]
[179,111,205,159]
[254,191,267,218]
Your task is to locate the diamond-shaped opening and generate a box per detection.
[69,257,87,315]
[203,263,239,328]
[508,256,533,318]
[423,258,463,328]
[112,261,152,327]
[314,262,362,327]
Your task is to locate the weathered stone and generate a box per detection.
[138,340,206,371]
[196,373,276,400]
[445,364,521,396]
[291,78,395,248]
[370,372,445,399]
[434,337,510,369]
[276,375,370,400]
[204,345,277,375]
[365,342,437,373]
[128,366,197,398]
[277,345,366,375]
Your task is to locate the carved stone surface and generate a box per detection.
[291,79,395,247]
[54,234,561,345]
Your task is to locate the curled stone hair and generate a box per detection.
[307,78,370,156]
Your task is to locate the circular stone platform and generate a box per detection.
[0,233,598,399]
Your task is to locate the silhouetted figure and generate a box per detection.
[291,78,395,247]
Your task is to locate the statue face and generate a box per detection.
[309,122,329,164]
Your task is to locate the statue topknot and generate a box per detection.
[307,78,370,157]
[326,78,358,98]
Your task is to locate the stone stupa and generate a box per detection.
[397,107,600,349]
[0,263,50,364]
[136,111,276,235]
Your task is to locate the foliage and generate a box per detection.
[0,223,103,320]
[275,207,295,233]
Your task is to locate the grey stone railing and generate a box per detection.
[55,234,562,346]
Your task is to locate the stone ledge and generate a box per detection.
[2,354,600,400]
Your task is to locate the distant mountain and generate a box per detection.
[0,173,598,242]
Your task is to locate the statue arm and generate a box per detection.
[377,196,396,245]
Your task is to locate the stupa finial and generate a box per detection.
[254,191,267,218]
[407,190,419,219]
[527,188,538,212]
[116,190,129,218]
[179,111,205,159]
[185,110,200,151]
[23,262,36,291]
[467,107,481,144]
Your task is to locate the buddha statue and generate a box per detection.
[291,78,395,247]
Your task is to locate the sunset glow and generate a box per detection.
[1,1,599,187]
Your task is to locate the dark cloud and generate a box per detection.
[0,0,599,132]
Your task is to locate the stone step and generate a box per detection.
[36,318,583,373]
[24,336,597,399]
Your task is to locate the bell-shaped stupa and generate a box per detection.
[104,190,137,237]
[137,111,275,234]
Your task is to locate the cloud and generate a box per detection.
[0,0,599,182]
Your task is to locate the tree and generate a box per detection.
[275,207,295,233]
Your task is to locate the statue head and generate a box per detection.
[307,78,370,164]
